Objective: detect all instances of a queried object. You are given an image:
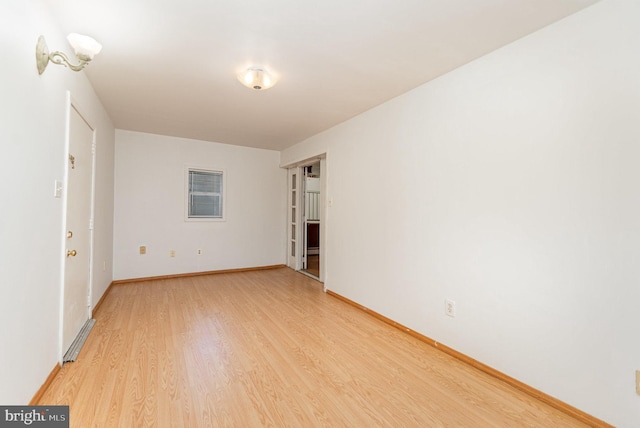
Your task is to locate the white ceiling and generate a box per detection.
[43,0,597,151]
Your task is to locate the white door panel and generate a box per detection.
[62,105,93,356]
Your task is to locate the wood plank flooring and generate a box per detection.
[38,268,589,427]
[303,255,320,278]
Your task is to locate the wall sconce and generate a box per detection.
[36,33,102,75]
[237,66,277,91]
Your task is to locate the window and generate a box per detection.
[186,168,224,220]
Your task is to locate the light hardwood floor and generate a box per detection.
[38,268,589,427]
[303,255,320,278]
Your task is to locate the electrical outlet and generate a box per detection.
[197,249,203,255]
[139,246,146,255]
[102,261,106,271]
[636,370,640,395]
[445,299,456,318]
[170,250,175,258]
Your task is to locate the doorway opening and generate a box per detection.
[302,162,321,278]
[287,157,325,282]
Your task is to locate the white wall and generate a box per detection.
[113,130,286,280]
[281,0,640,425]
[0,0,115,404]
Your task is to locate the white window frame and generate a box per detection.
[185,166,226,222]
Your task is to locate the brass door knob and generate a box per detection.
[67,250,77,257]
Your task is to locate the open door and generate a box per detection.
[288,168,300,270]
[61,103,94,360]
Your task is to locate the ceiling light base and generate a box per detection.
[36,36,50,75]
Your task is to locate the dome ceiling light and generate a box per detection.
[237,66,277,91]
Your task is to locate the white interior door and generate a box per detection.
[61,105,94,356]
[287,168,301,269]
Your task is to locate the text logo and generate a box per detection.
[0,406,69,427]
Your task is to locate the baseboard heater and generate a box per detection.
[63,319,96,363]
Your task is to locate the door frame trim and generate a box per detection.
[284,154,327,285]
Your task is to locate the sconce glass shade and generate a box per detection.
[66,33,102,60]
[237,67,277,91]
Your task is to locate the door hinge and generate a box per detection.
[89,219,94,230]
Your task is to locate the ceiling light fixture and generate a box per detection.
[237,66,277,91]
[36,33,102,75]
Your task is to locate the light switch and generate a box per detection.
[54,180,63,198]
